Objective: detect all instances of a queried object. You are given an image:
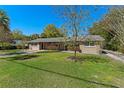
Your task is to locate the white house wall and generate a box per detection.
[29,43,40,50]
[79,45,101,54]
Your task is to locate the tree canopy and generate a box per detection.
[30,34,40,40]
[55,6,93,59]
[89,21,119,51]
[89,6,124,52]
[12,29,25,40]
[41,24,64,38]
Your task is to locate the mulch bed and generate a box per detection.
[67,56,82,62]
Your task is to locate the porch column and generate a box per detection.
[42,42,44,49]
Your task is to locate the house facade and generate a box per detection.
[28,35,104,54]
[28,37,65,50]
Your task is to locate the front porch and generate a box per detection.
[29,42,66,51]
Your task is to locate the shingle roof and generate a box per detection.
[28,35,104,43]
[81,35,105,41]
[28,37,65,43]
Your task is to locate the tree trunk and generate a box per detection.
[74,34,78,62]
[1,42,4,50]
[74,45,77,62]
[74,49,76,56]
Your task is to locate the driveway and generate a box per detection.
[63,50,124,63]
[103,50,124,63]
[106,53,124,62]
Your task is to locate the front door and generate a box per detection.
[39,43,43,50]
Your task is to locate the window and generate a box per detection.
[84,41,95,46]
[89,42,95,46]
[84,42,89,46]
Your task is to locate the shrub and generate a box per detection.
[67,45,75,51]
[118,47,124,54]
[0,42,16,50]
[67,44,80,51]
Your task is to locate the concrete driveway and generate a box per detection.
[103,50,124,63]
[106,53,124,62]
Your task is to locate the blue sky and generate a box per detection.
[0,5,109,35]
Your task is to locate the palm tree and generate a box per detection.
[0,9,12,48]
[0,10,9,29]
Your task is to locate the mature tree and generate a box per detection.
[12,29,31,49]
[89,21,120,51]
[55,6,92,60]
[100,6,124,52]
[105,7,124,44]
[90,6,124,53]
[0,9,12,48]
[0,9,9,28]
[41,24,64,38]
[0,27,12,43]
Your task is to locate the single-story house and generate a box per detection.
[28,35,104,54]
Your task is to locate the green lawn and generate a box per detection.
[0,51,124,88]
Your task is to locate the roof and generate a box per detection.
[28,35,104,43]
[80,35,105,41]
[28,37,65,43]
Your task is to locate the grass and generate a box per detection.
[0,51,124,88]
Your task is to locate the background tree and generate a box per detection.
[41,24,64,38]
[12,29,25,40]
[30,34,40,40]
[12,29,29,49]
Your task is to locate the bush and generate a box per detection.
[67,45,75,51]
[0,42,16,50]
[118,47,124,54]
[67,44,80,51]
[16,45,24,49]
[0,46,16,50]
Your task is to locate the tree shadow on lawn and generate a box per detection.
[67,55,110,63]
[7,54,39,60]
[80,55,110,63]
[9,61,118,88]
[116,65,124,72]
[0,51,27,56]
